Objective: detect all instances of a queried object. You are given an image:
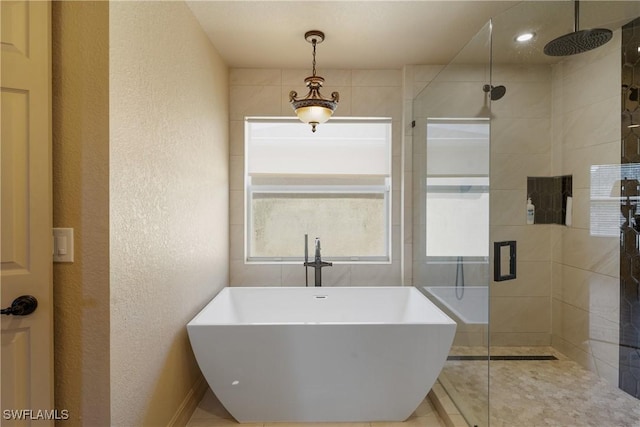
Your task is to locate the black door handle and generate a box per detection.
[1,295,38,316]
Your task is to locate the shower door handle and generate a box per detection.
[494,241,516,282]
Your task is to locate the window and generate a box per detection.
[590,164,637,237]
[425,119,490,260]
[245,118,392,263]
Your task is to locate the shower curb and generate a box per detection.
[428,381,469,427]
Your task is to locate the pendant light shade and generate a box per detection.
[289,31,339,132]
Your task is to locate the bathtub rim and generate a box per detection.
[188,286,457,327]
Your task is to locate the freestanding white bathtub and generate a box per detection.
[187,286,457,423]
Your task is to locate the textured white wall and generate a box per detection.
[52,2,110,424]
[109,2,229,425]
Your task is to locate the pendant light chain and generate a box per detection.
[311,39,317,77]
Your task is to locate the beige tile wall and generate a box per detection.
[489,64,554,346]
[229,68,403,286]
[550,30,622,386]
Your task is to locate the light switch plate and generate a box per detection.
[53,228,74,263]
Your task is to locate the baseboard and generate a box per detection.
[167,374,208,427]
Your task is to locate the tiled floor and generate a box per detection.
[187,346,640,427]
[186,389,445,427]
[443,346,640,427]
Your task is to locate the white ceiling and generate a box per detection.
[186,1,640,69]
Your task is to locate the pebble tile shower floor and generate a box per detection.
[445,346,640,426]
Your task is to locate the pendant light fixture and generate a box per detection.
[289,30,339,132]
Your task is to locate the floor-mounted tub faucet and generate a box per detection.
[304,236,332,287]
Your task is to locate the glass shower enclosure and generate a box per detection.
[413,2,640,426]
[411,21,492,427]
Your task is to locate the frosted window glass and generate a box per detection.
[251,194,386,258]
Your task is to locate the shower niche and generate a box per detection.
[526,175,573,225]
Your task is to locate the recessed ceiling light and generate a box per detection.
[515,32,535,43]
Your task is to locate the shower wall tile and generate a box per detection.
[392,155,401,192]
[435,63,486,82]
[404,243,412,286]
[490,189,527,226]
[550,23,622,388]
[229,155,244,191]
[490,82,551,119]
[490,118,551,154]
[282,263,351,287]
[352,69,401,87]
[560,30,621,78]
[557,228,619,277]
[559,50,621,114]
[230,67,404,287]
[591,340,620,384]
[229,120,244,156]
[415,81,486,118]
[392,121,403,157]
[594,356,620,388]
[552,300,590,353]
[229,224,244,261]
[412,64,445,83]
[403,65,414,99]
[562,141,620,189]
[392,225,401,262]
[229,261,282,286]
[490,153,550,190]
[230,85,282,120]
[490,296,550,334]
[490,332,551,347]
[490,225,552,262]
[568,188,590,230]
[350,263,402,286]
[561,95,621,151]
[552,332,597,373]
[492,64,551,83]
[491,261,551,297]
[552,263,619,316]
[229,191,243,226]
[281,68,352,86]
[230,68,281,86]
[351,86,403,119]
[590,312,619,348]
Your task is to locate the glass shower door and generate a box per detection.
[411,21,492,427]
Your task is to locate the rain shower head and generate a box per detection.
[543,0,612,56]
[483,84,506,101]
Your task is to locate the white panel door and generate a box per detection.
[1,1,53,425]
